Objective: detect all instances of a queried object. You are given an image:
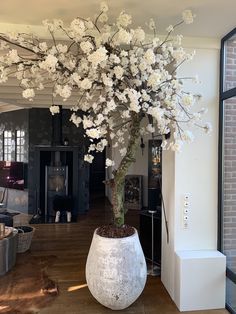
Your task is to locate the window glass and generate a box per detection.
[3,130,12,161]
[226,278,236,312]
[16,129,25,162]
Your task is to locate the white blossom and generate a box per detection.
[39,54,58,72]
[105,99,116,113]
[84,154,94,163]
[88,47,108,68]
[144,49,156,65]
[50,105,60,115]
[80,41,93,54]
[182,94,194,107]
[22,88,35,101]
[80,78,92,90]
[100,1,108,12]
[55,85,72,100]
[99,13,108,24]
[117,29,132,45]
[96,139,108,151]
[148,18,156,31]
[182,130,194,143]
[182,10,194,24]
[147,72,162,89]
[0,67,8,83]
[0,41,9,51]
[7,49,20,64]
[39,42,48,52]
[101,73,113,87]
[70,113,82,127]
[114,66,124,79]
[170,140,183,152]
[119,147,127,157]
[83,116,94,129]
[121,110,130,119]
[117,11,132,28]
[86,128,101,139]
[0,3,209,168]
[133,27,145,43]
[70,18,86,38]
[106,158,115,167]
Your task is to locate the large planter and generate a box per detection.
[86,228,147,310]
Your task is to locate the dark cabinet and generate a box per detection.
[148,139,162,210]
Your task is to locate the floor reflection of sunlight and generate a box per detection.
[68,284,88,292]
[0,305,9,311]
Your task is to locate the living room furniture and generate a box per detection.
[0,214,13,227]
[0,228,18,275]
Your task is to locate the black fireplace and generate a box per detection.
[33,146,89,222]
[45,164,68,220]
[29,107,89,222]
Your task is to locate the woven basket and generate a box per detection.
[15,226,35,253]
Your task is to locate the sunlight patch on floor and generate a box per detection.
[67,284,88,292]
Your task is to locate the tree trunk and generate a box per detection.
[111,114,142,227]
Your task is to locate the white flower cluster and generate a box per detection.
[49,105,60,115]
[0,2,210,167]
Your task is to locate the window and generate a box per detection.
[3,130,13,161]
[16,130,25,162]
[219,28,236,314]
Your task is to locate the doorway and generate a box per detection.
[89,151,106,199]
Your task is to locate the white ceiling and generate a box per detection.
[0,0,235,38]
[0,0,235,113]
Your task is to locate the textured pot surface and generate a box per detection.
[86,228,147,310]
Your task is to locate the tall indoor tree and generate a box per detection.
[0,2,211,229]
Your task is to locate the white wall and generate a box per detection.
[161,43,220,302]
[105,39,221,306]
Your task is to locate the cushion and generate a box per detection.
[0,214,13,227]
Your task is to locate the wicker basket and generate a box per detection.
[15,226,35,253]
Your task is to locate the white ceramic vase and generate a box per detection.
[86,228,147,310]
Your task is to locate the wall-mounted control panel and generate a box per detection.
[183,194,190,229]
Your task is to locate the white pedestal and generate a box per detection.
[175,250,226,311]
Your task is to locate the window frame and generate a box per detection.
[3,130,13,161]
[15,129,25,162]
[219,27,236,314]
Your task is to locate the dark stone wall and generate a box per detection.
[62,109,85,147]
[0,108,89,216]
[29,108,52,146]
[28,108,52,214]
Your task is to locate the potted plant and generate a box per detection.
[0,2,211,310]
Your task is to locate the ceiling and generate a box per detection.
[0,0,235,113]
[0,0,235,38]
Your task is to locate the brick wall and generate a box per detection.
[224,39,236,91]
[223,38,236,272]
[223,99,236,272]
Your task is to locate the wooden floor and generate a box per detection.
[17,198,228,313]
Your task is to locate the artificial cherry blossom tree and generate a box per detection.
[0,2,211,227]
